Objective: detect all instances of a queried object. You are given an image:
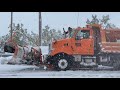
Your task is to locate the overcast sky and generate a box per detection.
[0,12,120,36]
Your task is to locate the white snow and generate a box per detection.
[0,65,38,72]
[0,69,120,78]
[0,56,120,78]
[0,56,13,64]
[0,56,38,73]
[17,71,120,78]
[40,46,49,55]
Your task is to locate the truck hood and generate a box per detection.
[52,38,72,49]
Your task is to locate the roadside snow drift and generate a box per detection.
[0,65,38,72]
[0,56,13,64]
[0,56,38,73]
[40,46,49,55]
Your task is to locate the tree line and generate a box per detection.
[0,24,63,48]
[0,14,119,50]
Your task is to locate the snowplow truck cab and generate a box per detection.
[45,24,99,70]
[45,24,120,71]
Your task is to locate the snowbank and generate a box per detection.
[0,54,39,73]
[1,70,120,78]
[0,65,38,72]
[0,56,13,65]
[40,46,49,55]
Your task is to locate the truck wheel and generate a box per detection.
[53,53,73,71]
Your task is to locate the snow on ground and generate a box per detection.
[0,65,38,72]
[0,56,13,64]
[0,56,38,73]
[0,56,119,78]
[17,71,120,78]
[1,69,120,78]
[40,46,49,55]
[0,55,39,74]
[0,56,120,78]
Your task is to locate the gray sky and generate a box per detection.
[0,12,120,36]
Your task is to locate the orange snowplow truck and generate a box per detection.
[45,24,120,71]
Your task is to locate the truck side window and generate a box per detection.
[81,30,90,39]
[76,30,90,40]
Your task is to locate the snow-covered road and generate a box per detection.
[0,64,120,78]
[0,55,120,78]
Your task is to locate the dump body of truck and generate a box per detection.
[100,29,120,53]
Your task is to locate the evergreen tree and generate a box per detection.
[86,15,118,29]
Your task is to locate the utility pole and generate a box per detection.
[11,12,13,40]
[77,12,79,27]
[39,12,42,46]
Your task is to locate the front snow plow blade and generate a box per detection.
[4,44,15,53]
[4,43,25,64]
[4,42,44,67]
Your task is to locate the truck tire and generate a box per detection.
[53,53,73,71]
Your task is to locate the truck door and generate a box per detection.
[74,30,94,55]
